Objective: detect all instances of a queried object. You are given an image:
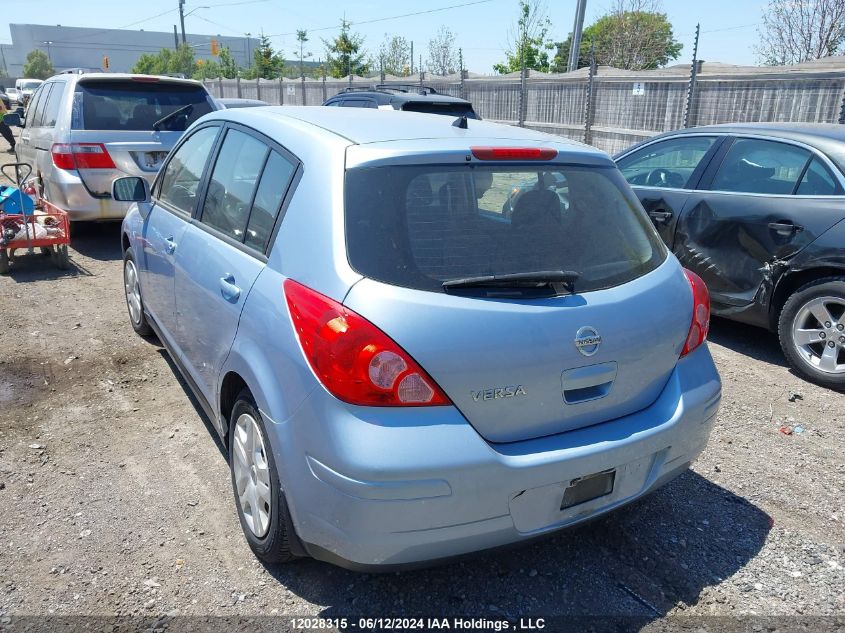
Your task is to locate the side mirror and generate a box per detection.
[3,113,21,127]
[112,176,150,203]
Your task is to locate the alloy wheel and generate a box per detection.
[232,413,273,537]
[791,296,845,374]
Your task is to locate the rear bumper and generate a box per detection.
[266,344,721,568]
[44,169,133,221]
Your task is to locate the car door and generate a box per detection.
[16,82,47,168]
[138,124,221,347]
[675,136,845,308]
[172,125,296,405]
[616,134,723,247]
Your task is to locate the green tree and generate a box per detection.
[296,30,313,78]
[23,49,54,79]
[131,44,197,77]
[245,33,284,79]
[427,26,458,75]
[379,34,411,76]
[493,0,554,74]
[323,20,369,78]
[551,1,682,71]
[192,45,241,80]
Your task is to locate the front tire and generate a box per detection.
[228,389,297,565]
[123,248,153,336]
[778,277,845,390]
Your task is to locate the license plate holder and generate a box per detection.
[143,151,168,170]
[560,469,616,510]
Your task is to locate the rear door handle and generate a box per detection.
[768,221,803,236]
[164,237,177,254]
[648,209,673,222]
[219,274,241,302]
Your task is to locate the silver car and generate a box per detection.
[15,73,218,221]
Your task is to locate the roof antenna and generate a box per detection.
[452,115,468,129]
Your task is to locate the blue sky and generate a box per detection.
[2,0,768,73]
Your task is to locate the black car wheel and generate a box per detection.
[779,277,845,390]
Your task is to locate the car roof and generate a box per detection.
[622,122,845,173]
[325,87,472,107]
[203,105,608,156]
[47,72,206,88]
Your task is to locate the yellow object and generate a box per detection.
[103,56,110,70]
[211,39,219,56]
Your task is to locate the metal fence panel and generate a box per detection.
[204,60,845,154]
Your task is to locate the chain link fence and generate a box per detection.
[204,56,845,155]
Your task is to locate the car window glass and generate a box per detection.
[31,84,53,127]
[617,136,717,189]
[796,157,839,196]
[158,126,219,214]
[42,82,64,127]
[342,99,375,108]
[244,151,296,252]
[711,138,810,195]
[200,129,268,241]
[325,100,340,106]
[24,85,45,127]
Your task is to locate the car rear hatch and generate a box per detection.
[341,143,693,443]
[67,77,216,197]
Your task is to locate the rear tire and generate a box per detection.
[123,248,153,336]
[778,277,845,391]
[0,249,9,274]
[228,389,297,565]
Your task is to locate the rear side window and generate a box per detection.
[200,129,268,240]
[617,136,717,188]
[345,164,666,294]
[796,157,840,196]
[31,84,52,127]
[42,82,65,127]
[71,81,214,131]
[244,151,296,251]
[711,138,810,194]
[342,99,376,108]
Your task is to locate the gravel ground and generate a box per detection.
[0,217,844,628]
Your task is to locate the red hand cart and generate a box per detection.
[0,163,71,274]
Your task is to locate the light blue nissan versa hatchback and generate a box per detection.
[116,107,721,569]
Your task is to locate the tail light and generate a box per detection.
[471,146,557,161]
[681,269,710,357]
[284,279,451,407]
[51,143,116,170]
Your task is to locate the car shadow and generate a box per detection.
[156,347,228,461]
[708,316,788,368]
[258,471,769,620]
[69,220,123,261]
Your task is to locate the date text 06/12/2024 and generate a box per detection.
[289,617,547,630]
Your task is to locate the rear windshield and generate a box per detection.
[71,81,214,131]
[401,102,478,119]
[345,164,667,294]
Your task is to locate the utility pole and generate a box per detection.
[178,0,187,44]
[568,0,587,72]
[173,25,179,49]
[683,23,700,128]
[43,41,53,63]
[410,41,414,74]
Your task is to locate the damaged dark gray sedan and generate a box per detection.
[615,123,845,390]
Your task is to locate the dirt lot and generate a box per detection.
[0,220,844,627]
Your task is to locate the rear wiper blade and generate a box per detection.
[153,104,193,130]
[442,270,580,294]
